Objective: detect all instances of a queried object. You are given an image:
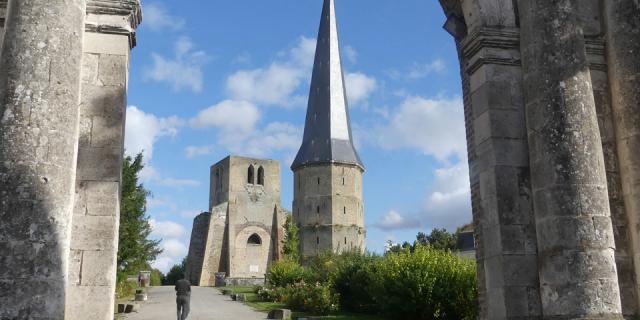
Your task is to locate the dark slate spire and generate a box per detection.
[291,0,364,171]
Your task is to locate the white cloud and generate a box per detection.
[374,210,423,231]
[408,59,446,79]
[152,238,189,273]
[373,96,466,162]
[190,100,260,134]
[150,219,186,239]
[345,72,377,105]
[124,106,182,160]
[185,145,213,159]
[140,164,201,189]
[142,3,186,32]
[225,37,315,108]
[145,37,209,92]
[225,122,302,159]
[288,37,317,68]
[388,59,446,80]
[421,161,472,231]
[344,45,358,63]
[163,239,188,258]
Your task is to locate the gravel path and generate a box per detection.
[124,286,267,320]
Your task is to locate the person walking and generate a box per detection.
[175,278,191,320]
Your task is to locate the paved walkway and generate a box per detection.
[124,286,266,320]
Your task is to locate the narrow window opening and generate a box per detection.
[344,237,347,245]
[257,166,265,186]
[317,237,320,245]
[343,207,346,214]
[317,177,320,185]
[317,206,320,214]
[248,234,262,245]
[248,165,255,184]
[342,177,345,185]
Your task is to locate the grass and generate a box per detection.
[217,286,384,320]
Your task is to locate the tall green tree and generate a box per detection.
[163,257,187,285]
[282,213,299,261]
[416,228,459,251]
[117,153,162,273]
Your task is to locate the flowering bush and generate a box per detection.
[284,281,339,315]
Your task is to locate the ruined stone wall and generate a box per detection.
[187,156,284,284]
[293,163,365,259]
[185,212,211,285]
[226,156,282,278]
[440,0,639,318]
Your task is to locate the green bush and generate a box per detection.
[115,271,137,299]
[330,252,379,313]
[369,245,478,319]
[266,259,308,287]
[283,281,339,315]
[150,269,163,286]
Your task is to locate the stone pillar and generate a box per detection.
[440,1,542,318]
[604,0,640,316]
[64,2,141,319]
[0,0,85,318]
[518,1,622,318]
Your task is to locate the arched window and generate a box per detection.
[257,166,265,186]
[248,165,255,184]
[248,234,262,245]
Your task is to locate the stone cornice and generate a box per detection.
[85,0,142,48]
[461,27,522,74]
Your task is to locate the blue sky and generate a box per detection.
[125,0,472,273]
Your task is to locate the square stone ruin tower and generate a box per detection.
[291,0,366,260]
[186,156,286,286]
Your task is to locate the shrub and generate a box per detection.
[115,271,137,299]
[267,259,307,287]
[329,251,379,313]
[368,245,478,319]
[150,269,163,286]
[284,281,339,315]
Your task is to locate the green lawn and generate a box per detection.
[217,286,383,320]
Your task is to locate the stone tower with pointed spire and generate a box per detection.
[292,0,365,258]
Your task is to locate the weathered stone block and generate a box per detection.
[90,117,124,148]
[83,32,130,56]
[268,309,292,320]
[75,146,122,182]
[73,181,119,217]
[64,285,114,319]
[80,85,126,118]
[82,53,100,85]
[80,250,117,286]
[98,54,127,86]
[70,216,117,251]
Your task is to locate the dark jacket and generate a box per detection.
[175,279,191,297]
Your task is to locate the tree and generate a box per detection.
[282,213,300,261]
[415,228,459,251]
[117,153,162,273]
[163,257,187,285]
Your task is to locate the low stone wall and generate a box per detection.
[224,278,266,287]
